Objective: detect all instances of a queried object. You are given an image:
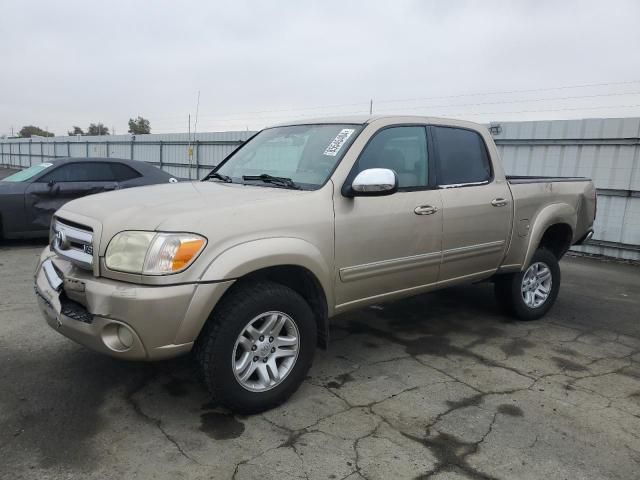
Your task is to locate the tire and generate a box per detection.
[494,248,560,321]
[195,281,316,414]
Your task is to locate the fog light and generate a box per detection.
[117,325,134,349]
[102,323,135,352]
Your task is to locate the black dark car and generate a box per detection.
[0,157,178,239]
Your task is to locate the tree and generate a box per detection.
[87,123,110,136]
[67,126,85,136]
[128,116,151,135]
[19,125,54,138]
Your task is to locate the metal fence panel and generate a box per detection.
[132,142,161,164]
[493,117,640,261]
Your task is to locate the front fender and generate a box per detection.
[199,237,334,314]
[523,202,576,269]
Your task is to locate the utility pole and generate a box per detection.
[194,91,200,138]
[187,114,192,180]
[369,99,373,115]
[193,91,200,180]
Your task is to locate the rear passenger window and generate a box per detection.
[433,127,491,186]
[355,126,429,189]
[110,163,141,181]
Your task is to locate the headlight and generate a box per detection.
[105,231,206,275]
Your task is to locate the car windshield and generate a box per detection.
[212,124,363,190]
[2,163,53,182]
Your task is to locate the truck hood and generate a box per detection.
[58,181,309,252]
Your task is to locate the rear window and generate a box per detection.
[433,126,491,186]
[110,163,141,181]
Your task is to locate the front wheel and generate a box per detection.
[495,248,560,321]
[195,281,316,414]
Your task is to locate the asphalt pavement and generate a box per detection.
[1,243,639,479]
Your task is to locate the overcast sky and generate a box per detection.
[2,0,640,136]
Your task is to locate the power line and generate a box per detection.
[149,90,640,128]
[11,79,640,134]
[430,103,640,118]
[373,79,640,106]
[146,102,640,133]
[381,90,640,112]
[147,78,640,122]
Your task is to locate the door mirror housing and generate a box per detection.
[345,168,398,197]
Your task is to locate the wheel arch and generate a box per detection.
[538,223,574,259]
[199,238,333,348]
[523,203,576,269]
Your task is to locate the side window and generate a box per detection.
[38,165,74,182]
[433,127,491,186]
[39,162,116,182]
[355,126,428,188]
[110,163,141,181]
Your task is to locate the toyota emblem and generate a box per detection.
[55,230,69,250]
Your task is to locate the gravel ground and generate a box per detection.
[1,243,639,480]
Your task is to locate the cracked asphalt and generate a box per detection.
[1,242,639,480]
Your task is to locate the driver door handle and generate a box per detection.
[414,205,438,215]
[491,198,508,207]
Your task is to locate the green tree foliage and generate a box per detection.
[128,116,151,135]
[67,126,85,136]
[87,123,110,136]
[19,125,54,138]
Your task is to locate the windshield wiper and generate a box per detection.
[204,172,232,183]
[242,174,301,190]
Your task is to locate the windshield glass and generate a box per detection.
[2,163,53,182]
[213,124,362,189]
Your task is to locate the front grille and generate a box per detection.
[35,286,94,324]
[60,293,94,324]
[51,218,94,270]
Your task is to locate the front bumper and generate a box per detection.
[35,247,233,360]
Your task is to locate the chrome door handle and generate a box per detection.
[414,205,438,215]
[491,198,508,207]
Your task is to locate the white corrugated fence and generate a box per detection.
[1,117,639,260]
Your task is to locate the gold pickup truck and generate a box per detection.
[35,115,596,412]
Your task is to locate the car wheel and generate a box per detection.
[494,248,560,321]
[196,281,316,414]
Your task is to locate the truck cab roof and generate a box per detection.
[272,115,487,131]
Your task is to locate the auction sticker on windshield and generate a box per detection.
[323,128,355,156]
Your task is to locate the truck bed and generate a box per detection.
[504,175,597,261]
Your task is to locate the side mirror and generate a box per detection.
[345,168,398,197]
[47,180,56,188]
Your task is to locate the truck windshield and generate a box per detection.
[2,163,53,182]
[212,124,362,190]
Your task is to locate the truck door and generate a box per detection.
[334,125,443,309]
[431,126,512,282]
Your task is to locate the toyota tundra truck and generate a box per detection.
[34,115,596,413]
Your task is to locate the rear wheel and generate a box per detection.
[195,281,316,414]
[495,248,560,321]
